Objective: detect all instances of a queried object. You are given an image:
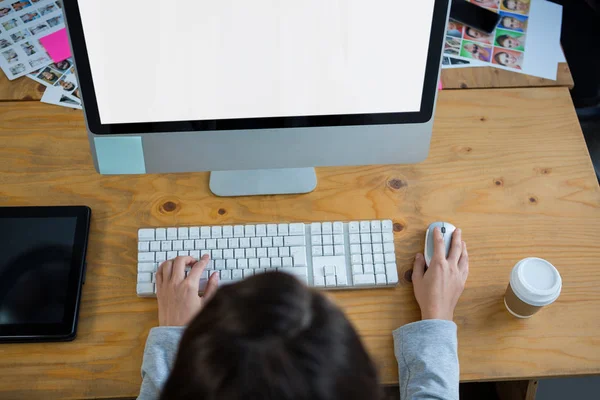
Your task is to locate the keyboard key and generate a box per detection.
[150,241,161,252]
[290,247,308,267]
[212,226,222,239]
[348,221,360,234]
[273,236,284,247]
[155,228,167,241]
[251,237,261,248]
[311,222,321,235]
[351,254,362,265]
[167,228,178,240]
[195,239,206,250]
[385,262,399,282]
[363,254,373,264]
[333,235,344,245]
[359,221,371,233]
[238,259,248,269]
[245,225,256,237]
[371,220,382,233]
[363,264,374,274]
[376,274,387,285]
[229,238,239,248]
[200,227,211,239]
[325,275,337,287]
[167,251,178,260]
[279,247,290,257]
[138,263,156,273]
[217,239,228,249]
[384,242,395,253]
[201,250,211,258]
[267,224,278,236]
[371,233,382,243]
[322,222,332,234]
[240,238,250,248]
[232,269,243,280]
[184,240,195,250]
[375,263,386,274]
[334,245,345,256]
[374,254,385,264]
[234,249,245,259]
[382,220,393,232]
[138,242,150,252]
[206,239,217,249]
[289,223,305,236]
[178,227,189,240]
[361,244,372,254]
[226,259,237,270]
[190,250,200,259]
[271,257,282,267]
[137,283,155,297]
[220,270,231,280]
[382,232,394,243]
[284,236,306,247]
[249,258,259,269]
[311,235,322,246]
[245,248,257,258]
[234,225,245,237]
[260,258,271,268]
[314,275,325,287]
[354,274,375,286]
[156,252,167,263]
[360,233,371,243]
[222,226,233,238]
[254,268,266,274]
[372,244,383,254]
[322,235,333,245]
[282,257,293,267]
[312,256,347,276]
[256,224,267,237]
[215,260,225,270]
[189,227,200,239]
[352,265,363,275]
[243,269,254,278]
[278,224,289,236]
[178,251,189,256]
[324,266,336,276]
[350,244,361,255]
[223,249,234,259]
[312,246,323,256]
[172,240,183,251]
[262,237,273,247]
[138,229,155,241]
[323,245,334,256]
[336,270,348,286]
[212,250,223,259]
[333,222,344,234]
[268,247,278,258]
[138,252,155,262]
[385,253,396,263]
[257,248,267,258]
[349,234,360,244]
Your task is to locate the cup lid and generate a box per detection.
[510,258,562,306]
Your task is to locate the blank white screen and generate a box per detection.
[77,0,436,124]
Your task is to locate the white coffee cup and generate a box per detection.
[504,258,562,318]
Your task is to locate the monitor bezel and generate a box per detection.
[64,0,449,135]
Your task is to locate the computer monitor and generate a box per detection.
[63,0,450,196]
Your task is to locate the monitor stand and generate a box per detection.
[209,168,317,197]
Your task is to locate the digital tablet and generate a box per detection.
[0,206,91,343]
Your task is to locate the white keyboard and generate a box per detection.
[136,220,398,297]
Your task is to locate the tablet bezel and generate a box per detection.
[0,206,91,343]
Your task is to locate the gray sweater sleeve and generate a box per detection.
[137,326,185,400]
[393,320,459,400]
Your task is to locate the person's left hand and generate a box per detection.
[156,255,219,326]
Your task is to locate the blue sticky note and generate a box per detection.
[94,136,146,175]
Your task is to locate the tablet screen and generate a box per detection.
[0,217,77,325]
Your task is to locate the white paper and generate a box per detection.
[442,55,486,69]
[0,0,64,80]
[41,85,81,109]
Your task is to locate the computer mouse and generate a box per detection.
[424,222,457,266]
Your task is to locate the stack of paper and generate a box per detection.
[442,0,564,80]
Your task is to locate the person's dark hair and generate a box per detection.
[494,51,508,65]
[161,272,380,400]
[502,0,516,9]
[496,35,510,46]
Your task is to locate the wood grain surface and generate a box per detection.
[0,63,574,102]
[0,87,599,400]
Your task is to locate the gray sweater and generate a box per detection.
[138,319,459,400]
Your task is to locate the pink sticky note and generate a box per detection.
[39,28,71,63]
[438,80,443,91]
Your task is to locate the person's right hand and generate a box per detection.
[412,228,469,321]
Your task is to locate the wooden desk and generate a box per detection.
[0,87,599,399]
[0,63,574,102]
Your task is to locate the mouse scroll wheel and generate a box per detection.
[441,226,446,234]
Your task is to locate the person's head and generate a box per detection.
[448,21,458,30]
[54,60,70,70]
[161,272,380,400]
[503,0,528,11]
[60,81,75,91]
[466,28,486,39]
[496,35,521,48]
[464,43,480,55]
[1,7,10,16]
[494,51,519,66]
[500,16,523,30]
[42,71,57,81]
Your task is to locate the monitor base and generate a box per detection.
[209,168,317,197]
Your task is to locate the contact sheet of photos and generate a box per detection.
[445,0,530,71]
[0,0,64,79]
[28,56,80,104]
